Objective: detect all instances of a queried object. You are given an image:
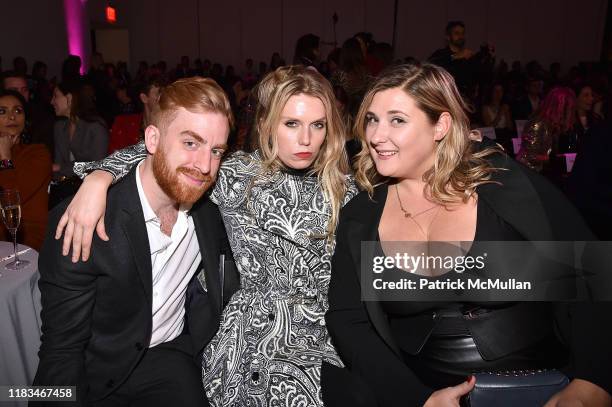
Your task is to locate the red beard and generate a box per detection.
[152,147,214,204]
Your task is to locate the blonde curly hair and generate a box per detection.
[354,63,499,204]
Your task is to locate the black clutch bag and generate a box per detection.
[467,369,569,407]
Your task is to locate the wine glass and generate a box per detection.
[0,189,30,270]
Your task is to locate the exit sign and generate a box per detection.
[106,6,116,23]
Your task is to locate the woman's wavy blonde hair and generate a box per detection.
[250,65,350,237]
[354,63,499,204]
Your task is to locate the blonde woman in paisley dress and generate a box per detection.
[54,66,359,406]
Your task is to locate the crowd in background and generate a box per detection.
[1,20,612,250]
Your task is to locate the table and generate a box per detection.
[0,242,41,407]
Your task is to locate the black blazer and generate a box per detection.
[33,169,240,405]
[568,121,612,240]
[325,146,612,406]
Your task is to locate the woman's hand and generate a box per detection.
[55,170,114,262]
[423,376,476,407]
[0,132,17,159]
[544,379,611,407]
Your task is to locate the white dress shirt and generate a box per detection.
[135,162,202,347]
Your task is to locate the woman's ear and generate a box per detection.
[434,112,452,141]
[66,93,73,109]
[144,125,160,154]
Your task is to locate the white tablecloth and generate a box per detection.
[0,242,41,407]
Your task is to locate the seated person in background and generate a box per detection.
[1,70,56,153]
[517,86,577,175]
[108,76,165,153]
[568,120,612,240]
[330,37,371,118]
[139,75,165,129]
[108,75,165,154]
[512,77,543,120]
[113,83,137,116]
[0,90,51,250]
[481,82,512,130]
[49,80,108,207]
[573,84,602,150]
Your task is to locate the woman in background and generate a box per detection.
[331,37,371,118]
[0,89,51,250]
[516,86,576,173]
[50,79,108,207]
[574,84,602,148]
[481,82,512,131]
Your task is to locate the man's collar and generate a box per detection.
[135,161,158,223]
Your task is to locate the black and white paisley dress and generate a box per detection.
[203,150,357,406]
[75,146,358,406]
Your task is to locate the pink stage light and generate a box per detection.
[63,0,88,74]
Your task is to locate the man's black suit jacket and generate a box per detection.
[33,168,239,404]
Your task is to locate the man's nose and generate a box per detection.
[193,149,211,174]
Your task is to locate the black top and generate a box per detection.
[428,47,477,94]
[378,198,564,388]
[280,165,316,177]
[380,196,524,317]
[568,121,612,240]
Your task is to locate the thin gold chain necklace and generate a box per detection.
[395,184,441,239]
[395,184,439,218]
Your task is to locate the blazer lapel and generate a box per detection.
[350,185,403,358]
[119,172,153,306]
[192,205,222,315]
[478,153,554,240]
[122,214,153,305]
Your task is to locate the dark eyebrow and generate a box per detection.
[279,116,300,122]
[180,130,204,143]
[311,117,326,123]
[212,143,228,150]
[388,110,408,116]
[365,111,378,118]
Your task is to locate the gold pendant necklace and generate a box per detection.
[395,184,439,218]
[395,184,442,239]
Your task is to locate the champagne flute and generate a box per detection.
[0,189,30,270]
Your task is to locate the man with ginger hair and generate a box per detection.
[33,77,239,406]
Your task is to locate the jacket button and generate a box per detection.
[268,313,275,321]
[135,342,144,351]
[251,372,259,381]
[106,379,114,388]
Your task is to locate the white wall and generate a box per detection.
[0,0,607,79]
